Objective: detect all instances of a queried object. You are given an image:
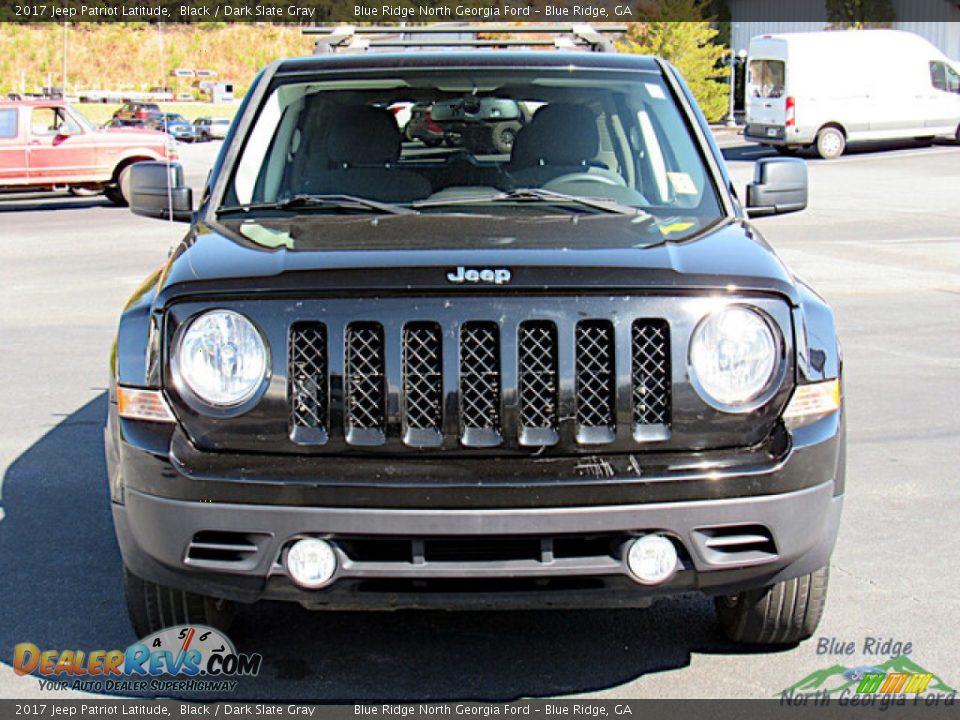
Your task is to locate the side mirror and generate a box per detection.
[746,157,808,217]
[128,161,193,222]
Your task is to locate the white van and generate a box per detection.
[745,30,960,158]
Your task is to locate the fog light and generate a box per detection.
[626,534,678,585]
[286,538,337,589]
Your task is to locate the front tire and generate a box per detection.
[123,566,234,638]
[815,126,846,159]
[105,164,133,206]
[715,565,829,645]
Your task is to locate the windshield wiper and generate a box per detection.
[218,194,417,216]
[413,188,646,217]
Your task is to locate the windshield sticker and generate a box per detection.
[240,223,293,249]
[658,220,697,236]
[667,172,699,196]
[644,83,666,100]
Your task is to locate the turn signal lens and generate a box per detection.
[783,379,840,429]
[117,387,175,423]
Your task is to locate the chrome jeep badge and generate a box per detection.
[446,266,512,285]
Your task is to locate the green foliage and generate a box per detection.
[0,23,309,96]
[618,0,730,122]
[825,0,896,28]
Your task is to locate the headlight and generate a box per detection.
[176,310,268,407]
[689,306,779,410]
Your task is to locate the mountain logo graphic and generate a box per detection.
[780,655,956,697]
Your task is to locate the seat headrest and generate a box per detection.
[327,106,401,166]
[511,103,600,168]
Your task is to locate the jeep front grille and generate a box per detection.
[518,321,559,446]
[632,319,671,441]
[575,320,617,444]
[289,322,328,444]
[287,314,672,451]
[459,322,502,447]
[344,322,386,445]
[403,322,443,447]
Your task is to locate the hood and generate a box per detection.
[155,213,800,307]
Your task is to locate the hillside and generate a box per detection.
[0,24,310,97]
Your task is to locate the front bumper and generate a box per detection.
[110,412,844,610]
[114,482,842,610]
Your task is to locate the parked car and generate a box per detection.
[388,101,413,132]
[0,99,170,204]
[193,116,231,141]
[404,102,445,146]
[746,29,960,158]
[110,39,844,647]
[145,112,197,142]
[112,101,160,127]
[431,97,528,154]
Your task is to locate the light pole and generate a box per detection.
[726,48,747,128]
[61,20,67,95]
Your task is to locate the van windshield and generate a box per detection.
[221,67,723,237]
[748,59,785,99]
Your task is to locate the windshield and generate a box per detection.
[223,67,723,236]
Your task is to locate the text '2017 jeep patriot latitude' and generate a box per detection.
[107,25,844,645]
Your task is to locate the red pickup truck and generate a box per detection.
[0,99,171,205]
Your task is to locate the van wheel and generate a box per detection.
[123,566,234,638]
[815,127,845,159]
[715,565,829,645]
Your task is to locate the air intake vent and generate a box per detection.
[691,525,778,566]
[518,321,559,447]
[345,322,386,445]
[289,322,328,445]
[185,531,266,570]
[575,320,616,444]
[403,322,443,447]
[631,319,671,442]
[459,322,501,447]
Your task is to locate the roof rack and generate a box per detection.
[303,24,627,55]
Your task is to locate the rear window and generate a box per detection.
[748,59,785,99]
[0,108,16,138]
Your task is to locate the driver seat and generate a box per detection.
[507,103,624,189]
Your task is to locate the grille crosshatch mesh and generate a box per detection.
[632,320,671,427]
[403,323,443,433]
[287,312,672,449]
[575,320,617,432]
[289,322,328,441]
[345,323,386,432]
[519,322,559,433]
[459,322,502,438]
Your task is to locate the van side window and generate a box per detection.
[929,62,960,93]
[0,108,17,139]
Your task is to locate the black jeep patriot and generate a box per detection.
[106,30,844,646]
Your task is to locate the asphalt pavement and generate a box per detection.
[0,136,958,700]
